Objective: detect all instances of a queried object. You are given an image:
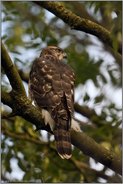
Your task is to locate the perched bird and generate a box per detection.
[28,46,80,159]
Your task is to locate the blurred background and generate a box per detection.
[1,1,122,183]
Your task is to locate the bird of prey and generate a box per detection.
[29,46,80,159]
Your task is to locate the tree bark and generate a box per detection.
[33,1,122,57]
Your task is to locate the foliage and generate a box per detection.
[1,1,122,183]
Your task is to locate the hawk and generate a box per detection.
[29,46,80,159]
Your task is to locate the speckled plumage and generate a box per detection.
[28,46,75,159]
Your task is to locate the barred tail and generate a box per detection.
[54,119,72,159]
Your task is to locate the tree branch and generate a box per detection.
[1,91,13,107]
[71,130,121,175]
[33,1,122,55]
[1,42,26,95]
[74,103,104,127]
[70,158,121,182]
[74,103,97,119]
[2,124,48,146]
[1,90,49,131]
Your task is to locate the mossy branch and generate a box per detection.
[33,1,122,55]
[1,42,26,95]
[71,130,121,175]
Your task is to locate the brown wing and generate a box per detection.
[29,56,62,110]
[60,63,75,115]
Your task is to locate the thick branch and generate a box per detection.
[1,91,49,131]
[1,42,26,95]
[1,91,13,107]
[71,130,122,175]
[33,1,122,55]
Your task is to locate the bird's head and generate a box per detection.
[40,46,67,61]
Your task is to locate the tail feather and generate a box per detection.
[54,119,72,159]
